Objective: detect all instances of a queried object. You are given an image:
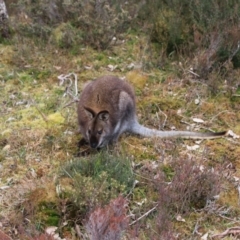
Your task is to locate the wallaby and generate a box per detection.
[77,75,226,149]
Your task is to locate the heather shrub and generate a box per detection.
[58,152,134,217]
[60,0,140,50]
[141,0,240,77]
[189,0,240,76]
[86,196,128,240]
[51,22,82,49]
[10,0,143,49]
[155,157,222,237]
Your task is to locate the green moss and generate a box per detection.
[161,165,174,181]
[95,52,107,61]
[18,72,33,83]
[141,95,182,112]
[0,153,5,162]
[132,187,148,202]
[10,107,65,130]
[205,141,231,165]
[148,73,167,84]
[230,95,240,106]
[38,202,60,226]
[45,216,59,226]
[54,88,65,96]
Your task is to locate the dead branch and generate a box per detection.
[58,73,79,100]
[129,204,158,226]
[238,184,240,206]
[209,110,232,123]
[212,226,240,239]
[62,99,79,108]
[156,106,168,129]
[75,224,88,240]
[229,41,240,61]
[188,69,200,77]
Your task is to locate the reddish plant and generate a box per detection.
[32,234,55,240]
[86,196,128,240]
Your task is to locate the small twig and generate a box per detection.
[188,69,200,77]
[123,140,148,150]
[58,73,73,86]
[197,126,217,133]
[209,110,231,123]
[133,172,155,182]
[35,105,48,123]
[74,73,78,96]
[156,106,167,129]
[204,201,240,224]
[218,214,240,223]
[237,184,240,205]
[226,138,240,145]
[58,73,79,101]
[63,99,79,108]
[180,120,216,132]
[180,120,192,126]
[212,226,240,238]
[62,169,73,179]
[75,224,86,239]
[192,220,202,236]
[126,179,138,199]
[129,204,158,226]
[229,41,240,61]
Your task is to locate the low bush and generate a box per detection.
[86,196,128,240]
[140,0,240,78]
[10,0,143,50]
[155,157,222,237]
[58,151,134,217]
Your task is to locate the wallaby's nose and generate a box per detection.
[90,136,99,148]
[90,142,98,148]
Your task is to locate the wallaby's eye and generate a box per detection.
[97,129,103,135]
[88,129,91,135]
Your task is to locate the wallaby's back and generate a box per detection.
[78,75,135,114]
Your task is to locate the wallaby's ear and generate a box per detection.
[98,111,109,121]
[84,107,95,119]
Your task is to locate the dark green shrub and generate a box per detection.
[141,0,240,76]
[11,0,143,50]
[58,152,134,216]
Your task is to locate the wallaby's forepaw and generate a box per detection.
[76,138,90,156]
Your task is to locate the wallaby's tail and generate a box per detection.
[130,122,227,139]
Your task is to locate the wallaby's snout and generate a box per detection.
[89,137,98,148]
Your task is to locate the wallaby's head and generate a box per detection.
[84,107,111,148]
